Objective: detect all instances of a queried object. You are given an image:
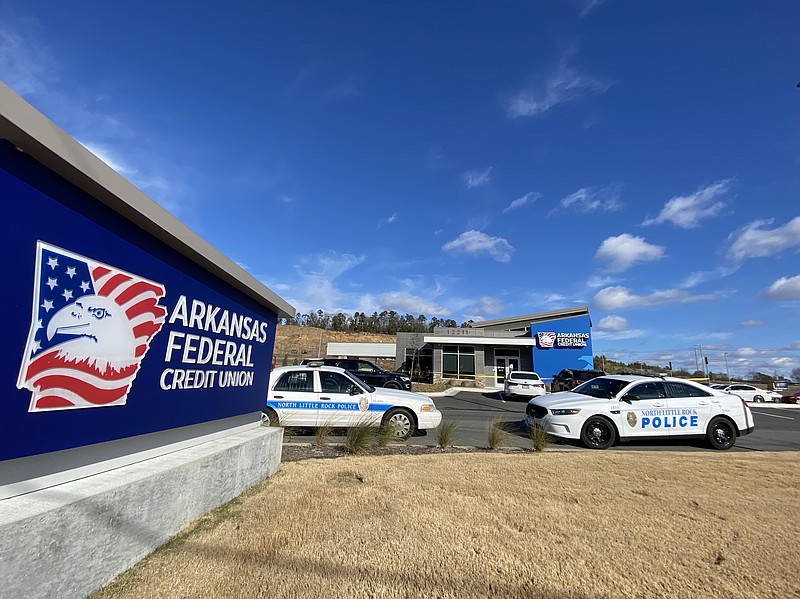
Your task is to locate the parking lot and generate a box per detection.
[284,389,800,452]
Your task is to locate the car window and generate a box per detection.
[356,361,377,373]
[509,372,538,381]
[663,381,711,398]
[628,382,664,399]
[573,377,627,398]
[319,371,356,394]
[274,371,313,392]
[575,371,600,381]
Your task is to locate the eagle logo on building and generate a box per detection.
[537,332,556,349]
[17,242,167,412]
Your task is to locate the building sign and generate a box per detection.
[537,331,590,348]
[2,141,279,462]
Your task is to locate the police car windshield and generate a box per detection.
[572,377,628,399]
[347,372,375,392]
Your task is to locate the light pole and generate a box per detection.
[724,352,730,381]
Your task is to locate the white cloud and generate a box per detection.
[502,192,540,214]
[379,293,450,317]
[560,185,622,213]
[281,252,366,313]
[507,46,612,118]
[592,286,717,311]
[467,296,506,319]
[762,275,800,301]
[585,275,615,289]
[378,213,398,227]
[595,234,665,273]
[595,315,629,332]
[463,167,493,189]
[78,141,137,176]
[0,20,52,97]
[739,320,764,328]
[442,230,514,262]
[679,266,738,289]
[579,0,605,18]
[642,179,732,228]
[728,216,800,261]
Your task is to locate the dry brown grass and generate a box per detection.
[93,452,800,599]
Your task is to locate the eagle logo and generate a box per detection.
[17,242,167,412]
[537,332,556,348]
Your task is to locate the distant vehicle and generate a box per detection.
[264,363,441,440]
[503,371,546,400]
[772,381,790,391]
[550,368,606,392]
[713,383,782,403]
[526,375,754,450]
[779,394,799,405]
[300,357,411,390]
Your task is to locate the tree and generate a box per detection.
[791,367,800,383]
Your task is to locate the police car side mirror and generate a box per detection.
[621,393,639,403]
[349,386,361,395]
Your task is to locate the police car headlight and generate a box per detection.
[550,408,580,415]
[420,404,436,412]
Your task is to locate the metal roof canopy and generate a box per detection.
[467,306,591,331]
[0,81,294,319]
[327,342,397,358]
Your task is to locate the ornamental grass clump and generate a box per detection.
[528,423,551,452]
[435,418,459,448]
[343,422,379,455]
[487,418,509,450]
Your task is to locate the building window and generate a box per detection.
[443,345,475,380]
[402,347,433,383]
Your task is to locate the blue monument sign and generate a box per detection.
[1,85,293,464]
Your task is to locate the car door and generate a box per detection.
[661,381,713,436]
[618,381,669,439]
[317,370,376,427]
[268,369,318,426]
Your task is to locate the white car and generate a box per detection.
[712,383,782,403]
[503,371,546,400]
[525,375,754,450]
[263,363,442,440]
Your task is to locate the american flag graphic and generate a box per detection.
[17,242,167,412]
[537,331,556,348]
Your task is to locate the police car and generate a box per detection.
[263,362,442,440]
[525,374,754,450]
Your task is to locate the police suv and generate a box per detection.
[525,374,754,450]
[263,362,442,440]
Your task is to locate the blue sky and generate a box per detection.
[2,2,799,379]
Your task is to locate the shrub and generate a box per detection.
[528,423,551,452]
[487,418,509,450]
[436,418,459,448]
[343,422,379,455]
[315,422,334,447]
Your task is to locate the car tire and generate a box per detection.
[384,381,402,390]
[706,416,736,450]
[580,416,616,450]
[382,408,416,441]
[754,395,763,403]
[261,409,279,427]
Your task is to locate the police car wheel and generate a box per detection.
[261,409,279,427]
[707,417,736,450]
[383,409,415,441]
[580,416,616,450]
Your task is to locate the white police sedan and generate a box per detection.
[525,374,754,450]
[263,363,442,440]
